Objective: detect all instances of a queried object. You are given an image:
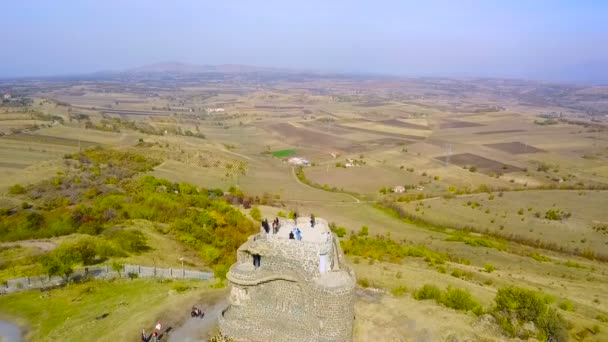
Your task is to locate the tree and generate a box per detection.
[112,261,123,277]
[42,245,79,282]
[73,239,97,265]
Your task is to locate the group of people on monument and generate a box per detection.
[262,213,317,241]
[262,217,281,234]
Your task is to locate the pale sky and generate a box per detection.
[1,0,607,83]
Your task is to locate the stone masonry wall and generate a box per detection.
[219,229,355,342]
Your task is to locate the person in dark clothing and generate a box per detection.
[310,214,315,227]
[289,231,295,239]
[262,219,269,233]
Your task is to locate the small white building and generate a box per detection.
[206,108,225,113]
[393,185,406,193]
[288,157,310,166]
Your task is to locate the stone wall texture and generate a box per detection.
[219,224,356,342]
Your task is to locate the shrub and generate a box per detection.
[592,324,601,334]
[493,287,568,341]
[250,206,262,222]
[111,261,123,276]
[545,209,571,221]
[484,264,495,273]
[414,284,442,301]
[436,265,447,274]
[494,287,546,322]
[564,260,586,269]
[277,211,286,218]
[358,226,369,237]
[451,269,465,278]
[8,184,26,195]
[391,286,408,297]
[558,301,574,312]
[334,226,346,237]
[530,253,551,262]
[357,278,370,288]
[173,284,190,293]
[441,287,480,312]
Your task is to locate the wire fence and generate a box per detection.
[0,264,214,295]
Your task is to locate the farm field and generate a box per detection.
[1,70,607,341]
[396,190,608,257]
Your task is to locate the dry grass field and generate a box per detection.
[1,74,607,341]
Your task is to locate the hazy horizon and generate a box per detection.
[2,1,608,84]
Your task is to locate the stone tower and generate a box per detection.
[218,217,356,342]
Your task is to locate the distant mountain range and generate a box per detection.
[123,62,291,75]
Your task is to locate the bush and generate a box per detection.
[484,264,495,273]
[494,287,546,322]
[391,286,408,297]
[558,300,574,312]
[545,209,571,221]
[530,253,551,262]
[8,184,26,195]
[357,278,370,288]
[173,284,190,293]
[451,269,465,278]
[358,226,369,237]
[564,260,586,269]
[414,284,442,301]
[493,287,568,341]
[334,226,346,238]
[250,206,261,222]
[441,287,480,312]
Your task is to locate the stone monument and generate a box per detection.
[218,216,356,341]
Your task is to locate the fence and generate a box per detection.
[0,264,214,295]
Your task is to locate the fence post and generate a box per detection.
[170,268,172,277]
[138,265,141,274]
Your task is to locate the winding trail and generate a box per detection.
[290,167,362,203]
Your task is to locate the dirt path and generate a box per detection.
[0,240,57,252]
[168,300,227,342]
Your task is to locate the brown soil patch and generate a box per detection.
[484,142,545,154]
[101,109,171,116]
[379,119,430,130]
[269,123,356,152]
[336,125,425,140]
[439,120,484,129]
[475,129,526,135]
[1,133,99,147]
[434,153,523,174]
[298,121,354,135]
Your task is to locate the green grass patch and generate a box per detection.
[271,149,295,157]
[530,253,551,262]
[0,278,218,342]
[564,260,586,269]
[340,234,448,264]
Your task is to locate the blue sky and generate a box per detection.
[1,0,607,83]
